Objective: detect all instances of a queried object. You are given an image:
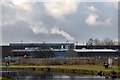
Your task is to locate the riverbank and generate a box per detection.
[1,65,120,78]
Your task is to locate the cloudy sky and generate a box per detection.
[1,0,119,45]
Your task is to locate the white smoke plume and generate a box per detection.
[50,27,74,41]
[29,23,75,41]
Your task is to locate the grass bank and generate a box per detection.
[1,65,120,72]
[1,65,120,78]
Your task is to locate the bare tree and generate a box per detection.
[103,38,114,45]
[87,38,94,46]
[66,49,77,58]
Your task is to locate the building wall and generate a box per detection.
[1,43,120,58]
[2,46,12,57]
[77,52,118,58]
[54,51,66,57]
[10,43,74,49]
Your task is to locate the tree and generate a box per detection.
[87,38,94,46]
[65,49,77,58]
[94,38,101,45]
[103,38,114,45]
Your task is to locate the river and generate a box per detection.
[1,70,120,80]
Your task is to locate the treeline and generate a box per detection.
[86,38,119,46]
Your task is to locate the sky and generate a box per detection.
[1,0,119,45]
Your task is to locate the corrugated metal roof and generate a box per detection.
[74,49,118,52]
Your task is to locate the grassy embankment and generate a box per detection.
[1,65,120,79]
[1,58,120,79]
[1,64,120,72]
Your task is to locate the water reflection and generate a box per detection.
[1,70,119,80]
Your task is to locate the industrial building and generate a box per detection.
[1,42,120,58]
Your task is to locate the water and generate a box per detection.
[1,70,120,80]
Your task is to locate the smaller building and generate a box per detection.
[74,49,118,58]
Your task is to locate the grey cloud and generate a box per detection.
[2,2,118,45]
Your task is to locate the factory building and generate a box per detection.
[1,42,120,58]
